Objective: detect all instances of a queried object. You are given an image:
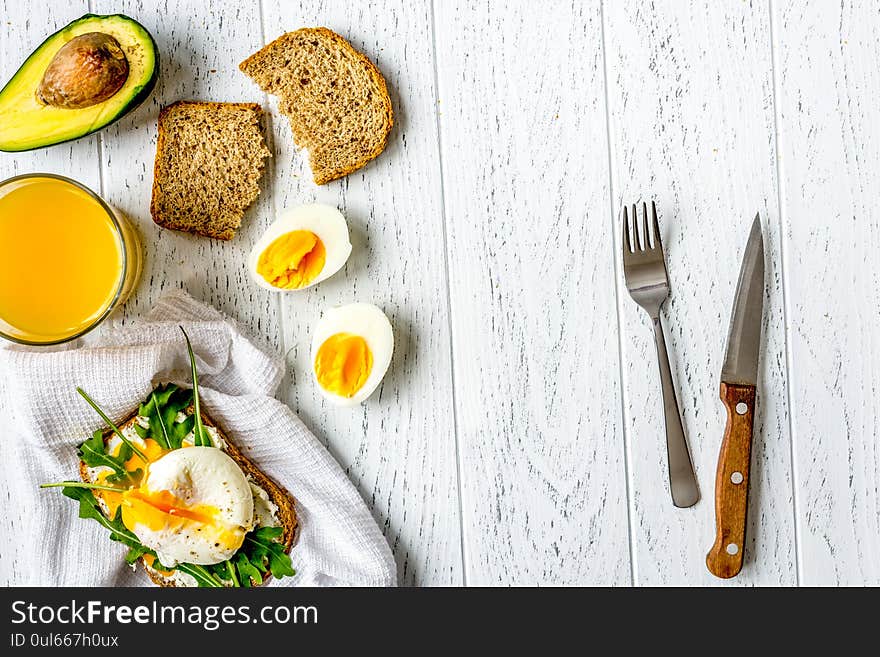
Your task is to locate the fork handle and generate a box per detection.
[651,316,700,508]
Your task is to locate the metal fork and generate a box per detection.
[622,201,699,508]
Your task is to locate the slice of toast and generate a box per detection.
[150,101,271,240]
[239,27,393,185]
[80,409,297,587]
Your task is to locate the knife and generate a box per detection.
[706,214,765,579]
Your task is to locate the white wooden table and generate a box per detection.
[2,0,877,586]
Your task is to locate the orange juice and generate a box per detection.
[0,175,134,344]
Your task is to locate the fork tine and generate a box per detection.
[651,201,661,250]
[642,201,651,250]
[623,205,632,253]
[632,203,642,250]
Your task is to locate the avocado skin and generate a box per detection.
[0,14,159,152]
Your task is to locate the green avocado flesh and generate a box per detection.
[0,14,158,152]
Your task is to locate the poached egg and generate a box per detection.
[121,447,254,567]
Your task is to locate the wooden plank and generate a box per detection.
[436,0,631,585]
[93,0,282,352]
[0,0,100,586]
[262,1,462,585]
[0,1,100,187]
[604,0,796,585]
[773,0,880,585]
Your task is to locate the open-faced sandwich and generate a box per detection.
[42,328,297,587]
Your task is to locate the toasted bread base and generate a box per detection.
[80,408,297,587]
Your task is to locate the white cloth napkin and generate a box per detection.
[0,290,397,587]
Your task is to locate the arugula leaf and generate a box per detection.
[225,559,240,587]
[77,430,127,478]
[266,543,296,579]
[58,487,225,588]
[77,431,140,487]
[181,327,211,447]
[151,392,171,449]
[235,553,263,587]
[251,525,284,541]
[203,526,295,587]
[137,384,194,450]
[56,485,295,588]
[114,442,133,465]
[42,481,125,492]
[125,545,149,565]
[176,563,224,588]
[138,387,174,450]
[61,487,144,553]
[49,332,296,589]
[206,558,242,587]
[106,467,142,486]
[171,415,196,447]
[77,388,148,462]
[245,526,296,580]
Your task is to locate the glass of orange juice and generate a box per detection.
[0,173,141,345]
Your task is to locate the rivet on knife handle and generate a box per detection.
[706,381,756,579]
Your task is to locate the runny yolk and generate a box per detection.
[97,438,167,517]
[123,438,165,472]
[257,230,326,289]
[142,553,174,576]
[314,333,373,398]
[93,437,244,556]
[120,487,244,553]
[122,488,218,528]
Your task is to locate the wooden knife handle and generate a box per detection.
[706,382,756,579]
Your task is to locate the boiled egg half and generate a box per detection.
[248,204,351,291]
[311,303,394,406]
[122,447,254,567]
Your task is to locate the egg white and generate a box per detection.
[310,302,394,406]
[248,204,351,291]
[130,447,254,567]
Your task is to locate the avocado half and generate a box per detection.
[0,14,158,152]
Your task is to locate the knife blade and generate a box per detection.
[706,213,765,579]
[720,215,765,386]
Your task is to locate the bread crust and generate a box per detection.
[239,27,394,185]
[79,407,298,587]
[150,100,269,240]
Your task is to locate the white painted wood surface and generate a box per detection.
[263,0,462,586]
[93,0,282,353]
[604,0,796,586]
[0,0,99,590]
[435,0,630,585]
[1,0,877,585]
[0,1,100,188]
[774,0,880,586]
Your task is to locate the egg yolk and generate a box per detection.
[97,438,167,517]
[257,230,326,289]
[314,333,373,398]
[142,553,174,576]
[122,488,218,528]
[123,437,165,471]
[121,487,245,554]
[94,437,247,564]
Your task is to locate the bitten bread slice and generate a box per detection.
[80,409,298,588]
[150,101,270,240]
[239,27,393,185]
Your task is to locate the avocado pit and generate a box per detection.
[37,32,129,109]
